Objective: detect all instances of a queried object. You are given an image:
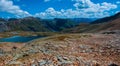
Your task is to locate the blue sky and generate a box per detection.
[0,0,120,18]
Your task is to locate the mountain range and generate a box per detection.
[0,12,120,33]
[0,17,95,32]
[0,12,120,66]
[63,12,120,33]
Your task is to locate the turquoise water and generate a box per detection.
[0,36,42,42]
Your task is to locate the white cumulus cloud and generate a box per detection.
[35,0,118,19]
[1,0,117,18]
[73,0,117,12]
[0,0,31,17]
[35,7,63,18]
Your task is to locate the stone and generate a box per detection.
[108,63,119,66]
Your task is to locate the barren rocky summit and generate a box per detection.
[0,33,120,66]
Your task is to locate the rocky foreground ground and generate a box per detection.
[0,33,120,66]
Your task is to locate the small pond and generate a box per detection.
[0,36,43,42]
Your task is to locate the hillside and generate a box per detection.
[7,17,51,32]
[63,12,120,33]
[91,12,120,24]
[0,34,119,66]
[0,12,120,66]
[0,17,89,32]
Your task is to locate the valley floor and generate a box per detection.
[0,32,120,66]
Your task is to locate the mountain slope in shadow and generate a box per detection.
[63,12,120,33]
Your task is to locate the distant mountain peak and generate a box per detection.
[63,12,120,33]
[91,12,120,24]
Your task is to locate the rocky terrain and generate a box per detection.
[0,33,120,66]
[0,31,59,38]
[0,12,120,66]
